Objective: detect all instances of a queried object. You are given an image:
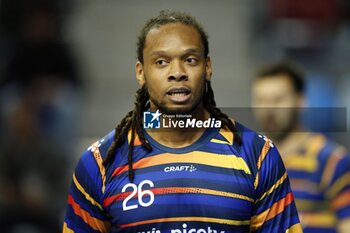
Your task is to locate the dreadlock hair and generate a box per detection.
[104,10,242,183]
[103,85,152,182]
[203,81,242,146]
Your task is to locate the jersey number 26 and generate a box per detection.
[121,180,155,211]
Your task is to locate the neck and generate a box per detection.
[146,107,210,148]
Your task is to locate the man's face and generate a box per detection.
[136,23,212,114]
[251,74,304,139]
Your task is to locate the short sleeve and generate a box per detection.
[250,138,303,233]
[325,148,350,220]
[63,146,111,233]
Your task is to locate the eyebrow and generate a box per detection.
[150,48,204,57]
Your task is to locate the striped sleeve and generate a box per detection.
[250,139,303,233]
[63,145,111,233]
[325,148,350,220]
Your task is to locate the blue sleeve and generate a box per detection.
[250,136,303,233]
[63,143,111,233]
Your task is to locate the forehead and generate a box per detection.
[143,23,203,54]
[253,74,297,94]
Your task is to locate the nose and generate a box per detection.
[168,61,188,82]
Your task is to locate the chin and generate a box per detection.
[159,106,194,115]
[155,98,203,115]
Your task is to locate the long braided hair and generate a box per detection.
[103,11,242,182]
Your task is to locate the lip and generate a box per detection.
[166,87,191,104]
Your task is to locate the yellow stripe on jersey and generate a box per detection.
[210,138,231,145]
[299,212,336,228]
[283,134,325,173]
[257,140,270,170]
[306,134,326,159]
[210,127,234,145]
[113,151,251,176]
[257,172,288,202]
[284,134,326,172]
[63,222,74,233]
[320,147,346,190]
[73,173,103,210]
[254,140,271,189]
[251,192,294,231]
[285,223,303,233]
[119,216,250,228]
[219,127,234,145]
[91,142,106,194]
[326,172,350,199]
[284,156,318,173]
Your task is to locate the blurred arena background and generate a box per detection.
[0,0,349,232]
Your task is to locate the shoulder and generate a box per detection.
[306,133,348,164]
[234,122,281,177]
[73,130,116,196]
[235,121,276,157]
[86,130,115,160]
[76,130,115,175]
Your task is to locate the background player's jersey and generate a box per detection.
[63,122,302,233]
[283,133,350,233]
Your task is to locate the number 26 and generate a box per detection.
[122,180,154,211]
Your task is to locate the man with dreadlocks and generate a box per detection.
[63,11,302,233]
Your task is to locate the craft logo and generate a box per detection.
[143,110,222,129]
[164,165,197,173]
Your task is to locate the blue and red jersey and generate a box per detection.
[283,133,350,232]
[63,122,302,233]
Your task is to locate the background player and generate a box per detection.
[63,11,302,233]
[251,62,350,233]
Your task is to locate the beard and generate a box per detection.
[156,99,202,115]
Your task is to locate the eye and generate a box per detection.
[185,57,198,65]
[155,59,168,66]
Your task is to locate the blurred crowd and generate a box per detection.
[0,0,80,232]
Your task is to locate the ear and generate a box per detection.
[205,56,212,81]
[136,61,145,86]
